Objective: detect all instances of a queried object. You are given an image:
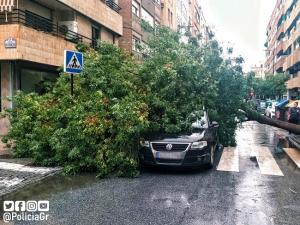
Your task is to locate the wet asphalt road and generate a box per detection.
[2,122,300,225]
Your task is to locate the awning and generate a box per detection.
[0,0,14,12]
[285,100,300,108]
[276,99,289,108]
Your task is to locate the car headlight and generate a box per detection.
[140,140,150,148]
[191,141,207,150]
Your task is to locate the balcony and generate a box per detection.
[0,9,94,45]
[0,9,98,67]
[275,24,285,41]
[57,0,123,35]
[287,74,300,89]
[275,56,285,71]
[0,23,76,66]
[284,48,300,71]
[101,0,121,13]
[275,41,285,56]
[285,2,300,31]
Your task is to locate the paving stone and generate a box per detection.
[0,160,62,197]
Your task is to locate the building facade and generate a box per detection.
[251,63,266,79]
[160,0,176,31]
[265,0,300,99]
[119,0,211,55]
[189,0,212,43]
[176,0,212,43]
[0,0,123,134]
[118,0,161,57]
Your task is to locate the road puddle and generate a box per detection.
[2,173,99,202]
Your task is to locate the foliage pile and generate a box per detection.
[140,27,245,145]
[3,26,250,176]
[3,44,146,177]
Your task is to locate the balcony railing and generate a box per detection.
[0,9,96,46]
[101,0,121,13]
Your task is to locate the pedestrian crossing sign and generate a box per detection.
[64,50,83,74]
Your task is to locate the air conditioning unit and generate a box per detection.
[58,21,78,40]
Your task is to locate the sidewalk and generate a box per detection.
[287,134,300,149]
[0,142,61,197]
[283,134,300,168]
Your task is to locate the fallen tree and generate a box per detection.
[2,26,294,177]
[245,110,300,134]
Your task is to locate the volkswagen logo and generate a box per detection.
[166,144,173,151]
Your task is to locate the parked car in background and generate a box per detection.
[260,100,266,111]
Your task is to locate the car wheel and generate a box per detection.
[206,146,214,169]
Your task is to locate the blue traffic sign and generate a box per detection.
[64,50,83,74]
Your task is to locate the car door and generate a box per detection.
[205,112,217,145]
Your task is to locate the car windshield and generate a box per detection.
[189,110,208,130]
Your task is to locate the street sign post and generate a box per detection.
[64,50,83,96]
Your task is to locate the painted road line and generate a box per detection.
[253,146,284,176]
[217,147,239,172]
[0,162,56,174]
[283,148,300,168]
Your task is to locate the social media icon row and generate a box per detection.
[3,200,49,212]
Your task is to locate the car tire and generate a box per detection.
[206,146,214,169]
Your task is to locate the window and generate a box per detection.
[132,36,140,52]
[92,25,100,48]
[168,9,173,25]
[20,69,57,94]
[285,45,292,55]
[294,36,300,50]
[132,0,140,17]
[141,41,150,57]
[141,8,154,27]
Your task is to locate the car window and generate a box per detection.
[192,117,208,128]
[191,111,209,129]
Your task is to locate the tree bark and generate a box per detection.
[246,110,300,134]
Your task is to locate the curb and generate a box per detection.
[0,168,62,199]
[287,135,300,150]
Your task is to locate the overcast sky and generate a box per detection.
[200,0,277,72]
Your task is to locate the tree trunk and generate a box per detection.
[246,110,300,134]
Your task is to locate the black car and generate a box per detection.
[139,110,219,168]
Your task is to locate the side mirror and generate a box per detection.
[211,121,219,128]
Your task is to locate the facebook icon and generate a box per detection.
[15,201,26,211]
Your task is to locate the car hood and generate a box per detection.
[146,130,206,143]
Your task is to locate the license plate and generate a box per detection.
[155,151,182,159]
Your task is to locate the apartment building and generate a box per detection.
[119,0,211,56]
[118,0,161,57]
[0,0,123,133]
[176,0,212,43]
[265,0,300,99]
[189,0,212,43]
[251,63,266,79]
[160,0,176,31]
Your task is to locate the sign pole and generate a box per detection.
[71,73,74,96]
[64,50,83,97]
